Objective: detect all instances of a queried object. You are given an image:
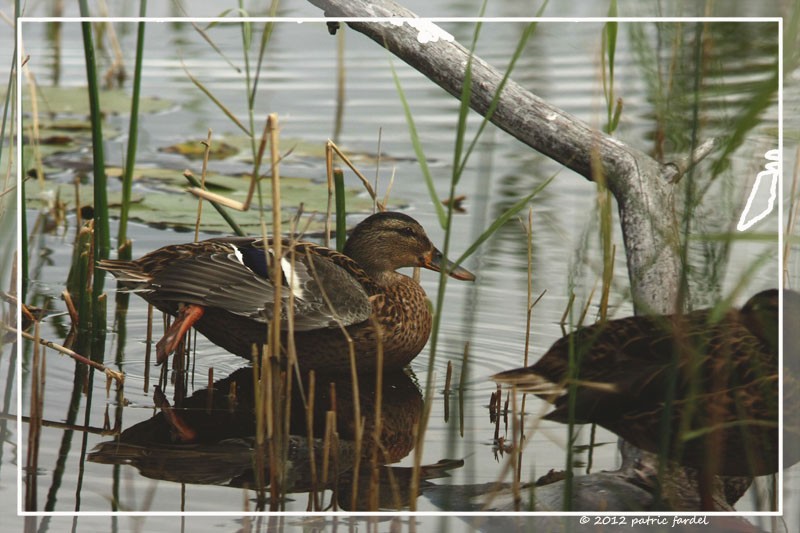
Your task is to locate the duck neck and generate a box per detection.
[365,267,409,288]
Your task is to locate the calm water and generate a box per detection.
[4,1,799,532]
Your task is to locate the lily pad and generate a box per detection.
[159,140,239,160]
[22,117,121,164]
[19,86,173,117]
[26,166,402,234]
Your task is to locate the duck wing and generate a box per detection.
[99,237,373,331]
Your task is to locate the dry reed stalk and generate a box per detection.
[21,47,44,185]
[279,367,292,507]
[381,167,397,211]
[325,141,334,248]
[305,371,320,511]
[143,303,153,392]
[251,350,267,506]
[25,321,44,510]
[367,316,385,511]
[347,337,363,512]
[443,360,452,423]
[321,399,334,486]
[74,178,82,229]
[10,326,124,385]
[510,383,521,509]
[324,407,340,510]
[62,290,79,327]
[408,381,435,511]
[458,343,470,438]
[263,113,288,510]
[268,113,282,359]
[481,383,554,512]
[372,128,383,213]
[186,109,276,212]
[9,413,118,436]
[326,140,382,209]
[578,281,597,327]
[241,489,251,531]
[93,5,126,87]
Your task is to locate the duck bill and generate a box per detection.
[423,248,476,281]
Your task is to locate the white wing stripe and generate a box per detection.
[280,256,305,300]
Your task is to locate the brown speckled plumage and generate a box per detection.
[98,211,474,374]
[494,289,799,477]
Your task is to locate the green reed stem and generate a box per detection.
[601,1,619,134]
[67,224,94,340]
[0,33,15,168]
[237,2,257,159]
[20,177,28,302]
[334,168,346,252]
[390,62,445,226]
[454,13,545,179]
[598,7,617,320]
[79,5,109,360]
[79,4,109,264]
[118,1,147,253]
[250,2,279,105]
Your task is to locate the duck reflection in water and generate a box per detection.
[89,367,463,511]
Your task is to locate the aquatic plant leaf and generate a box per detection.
[25,167,398,234]
[19,86,173,116]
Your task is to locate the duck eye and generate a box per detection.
[399,227,415,238]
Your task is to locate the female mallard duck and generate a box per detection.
[98,211,475,374]
[493,289,799,479]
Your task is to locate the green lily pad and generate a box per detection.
[26,166,402,234]
[159,140,239,160]
[21,117,121,164]
[19,86,173,117]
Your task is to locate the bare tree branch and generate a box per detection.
[308,0,681,313]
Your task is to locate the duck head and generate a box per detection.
[342,211,476,282]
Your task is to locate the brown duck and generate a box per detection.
[493,289,799,479]
[98,211,475,374]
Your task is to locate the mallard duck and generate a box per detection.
[493,289,799,479]
[98,211,475,373]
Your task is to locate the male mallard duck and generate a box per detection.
[98,211,475,373]
[493,289,799,479]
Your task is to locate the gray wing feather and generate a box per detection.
[141,242,371,330]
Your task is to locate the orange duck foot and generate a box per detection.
[156,304,206,365]
[153,386,197,443]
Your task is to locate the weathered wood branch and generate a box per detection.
[309,0,681,314]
